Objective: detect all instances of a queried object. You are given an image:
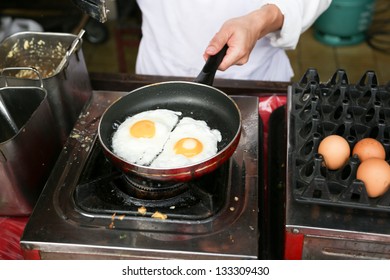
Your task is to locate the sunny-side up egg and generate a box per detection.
[111,109,181,165]
[150,117,222,168]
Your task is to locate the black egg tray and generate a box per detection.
[288,68,390,212]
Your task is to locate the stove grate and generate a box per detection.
[73,142,230,221]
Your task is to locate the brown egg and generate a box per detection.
[352,138,386,162]
[356,158,390,198]
[318,135,350,170]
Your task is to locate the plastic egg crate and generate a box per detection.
[287,68,390,211]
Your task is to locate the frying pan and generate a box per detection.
[98,45,242,182]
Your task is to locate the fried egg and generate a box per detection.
[150,117,222,168]
[111,109,181,165]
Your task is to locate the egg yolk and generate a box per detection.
[174,138,203,157]
[130,120,156,138]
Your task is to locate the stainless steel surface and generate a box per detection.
[302,236,390,259]
[0,76,62,216]
[71,0,108,22]
[0,93,18,133]
[21,91,260,259]
[0,31,93,144]
[286,85,390,259]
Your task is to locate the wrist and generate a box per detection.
[251,4,284,39]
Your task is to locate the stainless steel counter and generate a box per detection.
[20,90,261,260]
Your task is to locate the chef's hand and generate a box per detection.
[203,4,284,71]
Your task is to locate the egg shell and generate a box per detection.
[356,158,390,198]
[352,138,386,162]
[318,135,350,170]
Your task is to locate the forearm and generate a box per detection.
[249,4,284,40]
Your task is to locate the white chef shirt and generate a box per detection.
[135,0,331,82]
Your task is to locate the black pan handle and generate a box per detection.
[194,44,228,86]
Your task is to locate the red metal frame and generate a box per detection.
[22,249,41,260]
[284,231,304,260]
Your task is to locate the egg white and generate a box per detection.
[111,109,181,165]
[150,117,222,168]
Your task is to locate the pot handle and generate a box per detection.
[194,44,228,86]
[1,67,43,88]
[55,29,85,74]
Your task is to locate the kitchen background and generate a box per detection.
[1,0,390,260]
[1,0,390,85]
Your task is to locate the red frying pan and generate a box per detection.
[98,46,241,182]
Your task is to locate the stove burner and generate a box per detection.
[109,174,200,208]
[73,142,230,221]
[121,174,188,200]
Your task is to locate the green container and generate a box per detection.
[314,0,376,46]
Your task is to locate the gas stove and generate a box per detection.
[20,90,261,260]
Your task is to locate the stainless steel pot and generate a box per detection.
[0,68,62,216]
[0,31,93,144]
